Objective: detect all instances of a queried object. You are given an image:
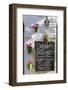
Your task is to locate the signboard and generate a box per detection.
[35,41,55,71]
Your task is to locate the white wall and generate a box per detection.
[0,0,68,90]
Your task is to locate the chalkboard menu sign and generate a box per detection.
[35,41,55,71]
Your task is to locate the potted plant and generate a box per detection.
[26,43,32,54]
[27,60,32,71]
[32,24,39,32]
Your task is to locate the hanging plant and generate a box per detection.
[26,43,32,54]
[27,60,32,71]
[32,24,39,32]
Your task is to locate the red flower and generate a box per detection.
[27,60,32,64]
[32,24,39,29]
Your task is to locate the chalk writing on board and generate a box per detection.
[35,41,55,71]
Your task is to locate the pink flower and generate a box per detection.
[32,24,39,29]
[26,43,32,48]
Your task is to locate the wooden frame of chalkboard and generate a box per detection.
[9,4,66,86]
